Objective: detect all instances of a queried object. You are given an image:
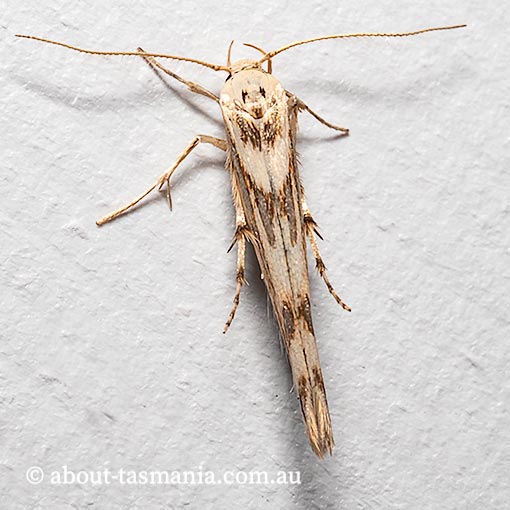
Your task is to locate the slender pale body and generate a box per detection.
[220,62,333,456]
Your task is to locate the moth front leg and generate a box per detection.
[97,135,226,225]
[287,92,349,134]
[137,47,219,102]
[302,200,351,312]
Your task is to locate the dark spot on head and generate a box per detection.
[259,86,266,98]
[242,90,248,102]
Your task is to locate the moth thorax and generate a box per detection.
[242,85,269,119]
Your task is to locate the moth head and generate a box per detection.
[226,41,271,77]
[228,59,263,76]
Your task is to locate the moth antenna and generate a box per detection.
[258,24,467,64]
[15,34,229,72]
[227,40,235,67]
[243,43,272,73]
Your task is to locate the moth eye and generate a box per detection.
[241,90,248,102]
[259,86,266,98]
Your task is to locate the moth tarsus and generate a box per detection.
[17,23,466,458]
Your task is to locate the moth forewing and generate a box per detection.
[220,65,334,456]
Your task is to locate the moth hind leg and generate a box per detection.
[223,224,248,333]
[223,169,253,333]
[303,205,351,312]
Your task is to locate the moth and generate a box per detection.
[16,24,465,457]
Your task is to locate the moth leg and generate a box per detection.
[137,47,219,102]
[302,202,351,312]
[223,225,247,333]
[223,177,249,333]
[288,93,349,134]
[97,135,227,226]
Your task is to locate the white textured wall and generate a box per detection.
[2,1,508,508]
